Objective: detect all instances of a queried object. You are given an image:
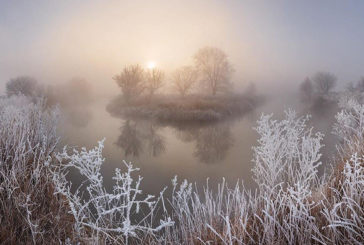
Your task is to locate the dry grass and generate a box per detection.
[162,109,364,244]
[164,155,363,245]
[0,96,79,244]
[1,95,363,244]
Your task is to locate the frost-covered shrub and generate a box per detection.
[52,140,173,244]
[0,96,77,244]
[250,111,323,244]
[1,94,363,244]
[0,96,173,244]
[252,110,323,191]
[165,107,363,244]
[321,154,364,244]
[164,177,253,244]
[334,98,364,157]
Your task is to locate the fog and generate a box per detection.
[2,2,364,243]
[1,0,364,98]
[1,0,364,191]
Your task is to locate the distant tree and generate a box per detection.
[299,77,314,103]
[345,77,364,104]
[194,47,233,96]
[113,65,145,102]
[345,77,364,94]
[172,66,198,97]
[145,68,164,96]
[312,72,337,95]
[6,76,39,97]
[346,82,356,93]
[356,77,364,92]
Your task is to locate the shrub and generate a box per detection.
[162,107,363,244]
[106,93,264,124]
[52,140,173,244]
[0,96,78,244]
[1,95,363,244]
[6,76,43,98]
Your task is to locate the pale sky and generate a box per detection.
[1,0,364,95]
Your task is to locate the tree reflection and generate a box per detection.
[145,123,166,157]
[116,118,234,164]
[115,120,143,157]
[115,120,165,158]
[176,123,234,164]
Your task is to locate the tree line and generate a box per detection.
[113,46,234,102]
[299,71,364,104]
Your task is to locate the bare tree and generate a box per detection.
[172,66,198,97]
[345,77,364,103]
[146,68,164,96]
[312,72,337,95]
[345,77,364,94]
[194,47,233,96]
[113,65,145,102]
[6,76,40,97]
[299,77,314,103]
[356,77,364,92]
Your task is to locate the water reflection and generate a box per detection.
[145,123,166,157]
[175,123,234,164]
[115,118,234,164]
[115,120,143,157]
[193,124,233,164]
[116,120,166,158]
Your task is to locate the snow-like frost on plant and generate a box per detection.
[334,98,364,157]
[164,106,363,244]
[321,154,364,244]
[252,110,323,192]
[1,94,363,244]
[0,95,76,244]
[52,140,173,244]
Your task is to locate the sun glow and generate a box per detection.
[147,61,156,70]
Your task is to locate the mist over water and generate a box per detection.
[2,2,364,244]
[57,88,339,195]
[1,0,362,193]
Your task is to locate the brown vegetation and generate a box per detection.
[107,93,264,124]
[0,97,78,244]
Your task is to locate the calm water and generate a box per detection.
[60,95,338,195]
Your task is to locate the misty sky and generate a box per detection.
[1,0,364,95]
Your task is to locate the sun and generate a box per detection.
[147,61,156,70]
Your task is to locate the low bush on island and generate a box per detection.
[107,93,265,123]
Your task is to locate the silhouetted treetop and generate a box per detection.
[172,66,198,97]
[6,76,40,97]
[194,47,233,96]
[312,72,337,95]
[113,64,145,102]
